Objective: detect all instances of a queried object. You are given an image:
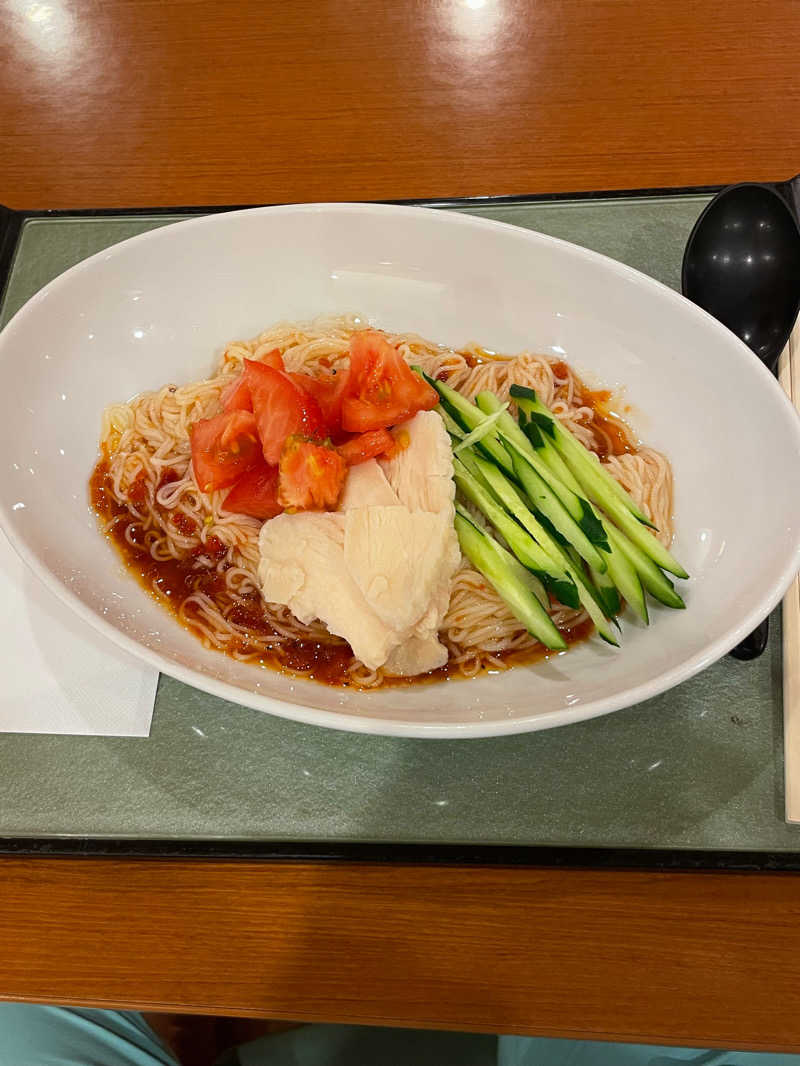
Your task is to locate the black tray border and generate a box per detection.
[2,184,798,872]
[1,837,800,871]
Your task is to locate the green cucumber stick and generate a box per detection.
[588,564,622,619]
[509,387,688,581]
[452,457,579,609]
[605,522,686,610]
[475,455,619,645]
[510,385,655,527]
[429,377,515,476]
[510,385,583,492]
[475,391,609,553]
[600,527,648,623]
[504,441,609,572]
[454,508,566,650]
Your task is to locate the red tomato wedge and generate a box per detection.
[220,350,285,413]
[257,348,286,372]
[289,369,350,434]
[341,330,438,433]
[190,410,261,493]
[222,460,282,519]
[337,428,395,466]
[243,359,325,464]
[220,374,252,412]
[278,437,347,511]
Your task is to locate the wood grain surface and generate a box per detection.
[2,0,799,209]
[2,858,800,1050]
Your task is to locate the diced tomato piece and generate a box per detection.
[243,359,325,464]
[220,374,252,412]
[222,459,282,519]
[336,428,395,466]
[341,330,438,433]
[220,351,285,413]
[190,410,261,493]
[289,368,350,434]
[278,437,347,511]
[257,348,286,372]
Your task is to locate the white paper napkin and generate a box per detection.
[0,528,159,736]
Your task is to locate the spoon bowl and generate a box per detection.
[682,181,800,371]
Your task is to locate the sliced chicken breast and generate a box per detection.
[257,511,396,671]
[384,634,448,676]
[380,410,455,514]
[337,459,400,511]
[343,506,455,633]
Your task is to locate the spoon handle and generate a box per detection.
[730,616,769,661]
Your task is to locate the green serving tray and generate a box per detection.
[0,192,796,867]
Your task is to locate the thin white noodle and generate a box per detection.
[94,314,674,687]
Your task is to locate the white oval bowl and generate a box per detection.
[1,203,799,738]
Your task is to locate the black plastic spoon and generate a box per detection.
[682,176,800,660]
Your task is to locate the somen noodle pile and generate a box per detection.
[94,314,674,687]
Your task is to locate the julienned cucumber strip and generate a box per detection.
[475,391,610,552]
[423,374,515,476]
[523,407,596,502]
[605,523,686,610]
[523,416,585,494]
[523,416,613,557]
[456,458,579,610]
[454,508,567,651]
[565,546,619,625]
[453,456,580,609]
[533,509,568,546]
[588,564,622,619]
[509,385,657,529]
[427,370,681,641]
[436,404,466,440]
[577,465,688,580]
[510,387,689,581]
[475,455,619,645]
[454,496,548,609]
[453,402,510,453]
[602,524,649,623]
[505,553,550,611]
[430,380,615,584]
[473,451,576,566]
[456,503,548,609]
[505,439,610,573]
[519,403,652,607]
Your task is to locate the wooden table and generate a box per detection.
[3,0,800,1051]
[3,0,799,209]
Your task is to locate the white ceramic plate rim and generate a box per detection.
[2,202,800,738]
